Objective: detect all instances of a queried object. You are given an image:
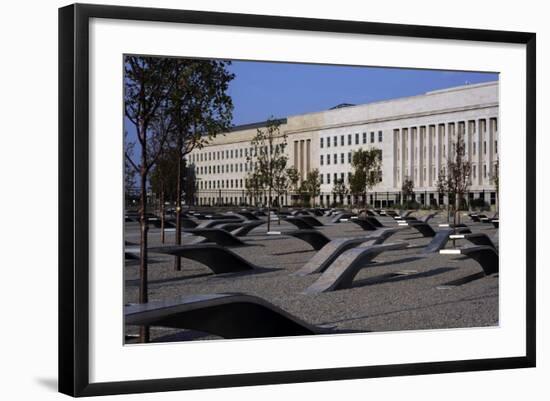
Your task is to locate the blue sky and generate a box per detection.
[226,60,498,126]
[124,60,498,150]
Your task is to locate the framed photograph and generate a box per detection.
[59,3,536,397]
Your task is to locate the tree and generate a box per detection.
[124,131,137,203]
[247,118,288,232]
[332,178,349,206]
[436,133,471,224]
[124,56,176,342]
[245,170,264,206]
[401,176,415,207]
[168,59,234,270]
[491,157,499,211]
[349,148,382,207]
[285,166,300,205]
[149,145,179,243]
[301,169,321,207]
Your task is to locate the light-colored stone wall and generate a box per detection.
[189,81,499,205]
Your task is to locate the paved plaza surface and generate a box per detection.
[124,211,498,343]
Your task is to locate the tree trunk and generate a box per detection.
[267,187,272,232]
[160,187,165,244]
[138,156,149,343]
[174,138,182,271]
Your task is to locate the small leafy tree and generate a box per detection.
[436,133,471,224]
[349,148,382,207]
[247,118,288,232]
[332,178,349,206]
[169,59,234,270]
[300,169,321,207]
[401,176,415,207]
[245,170,263,206]
[285,166,300,205]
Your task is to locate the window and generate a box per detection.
[334,173,337,183]
[363,132,367,144]
[348,152,351,163]
[333,136,337,147]
[473,165,477,179]
[340,153,344,164]
[378,130,383,142]
[355,133,359,145]
[320,137,324,148]
[320,174,324,184]
[340,135,344,146]
[370,132,375,143]
[495,140,498,153]
[347,172,351,182]
[208,166,211,174]
[473,142,476,155]
[333,154,337,164]
[240,149,243,158]
[320,155,324,165]
[483,141,487,155]
[483,164,487,178]
[341,173,345,181]
[327,155,331,165]
[230,149,233,158]
[327,174,331,184]
[348,134,352,145]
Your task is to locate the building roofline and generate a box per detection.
[227,80,498,132]
[228,118,287,132]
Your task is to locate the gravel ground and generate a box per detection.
[124,211,498,343]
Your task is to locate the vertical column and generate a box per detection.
[393,129,399,188]
[408,128,414,182]
[487,118,495,180]
[427,125,433,187]
[294,140,299,172]
[418,126,426,187]
[306,139,311,173]
[476,119,482,186]
[299,140,304,181]
[401,128,407,181]
[435,124,442,177]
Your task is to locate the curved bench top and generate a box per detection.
[125,293,336,338]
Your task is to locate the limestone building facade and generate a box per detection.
[188,81,499,207]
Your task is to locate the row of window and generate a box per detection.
[319,150,383,166]
[196,162,259,176]
[190,144,283,164]
[198,178,245,190]
[320,131,383,149]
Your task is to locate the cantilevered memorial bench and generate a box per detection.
[350,218,377,231]
[125,293,337,340]
[439,245,499,275]
[197,218,243,229]
[330,212,356,223]
[284,216,315,230]
[299,215,324,227]
[448,232,498,250]
[182,228,248,247]
[396,212,438,224]
[365,216,385,228]
[303,242,409,294]
[216,220,264,236]
[286,230,331,250]
[408,221,472,237]
[292,227,405,276]
[147,244,261,274]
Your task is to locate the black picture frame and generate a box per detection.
[59,3,536,397]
